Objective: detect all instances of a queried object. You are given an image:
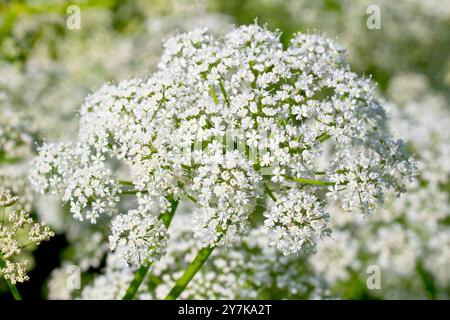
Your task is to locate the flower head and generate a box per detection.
[29,24,414,264]
[109,203,168,266]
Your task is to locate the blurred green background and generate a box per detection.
[1,0,449,300]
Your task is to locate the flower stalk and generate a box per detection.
[284,175,335,186]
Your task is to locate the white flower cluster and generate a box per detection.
[30,24,414,266]
[191,150,261,246]
[264,190,330,255]
[0,188,54,284]
[0,188,18,207]
[30,142,120,223]
[109,203,168,266]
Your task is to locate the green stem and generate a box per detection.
[184,193,198,204]
[122,198,179,300]
[122,263,151,300]
[120,189,148,195]
[158,198,179,228]
[0,256,22,300]
[118,180,149,195]
[118,180,134,186]
[209,86,220,105]
[218,80,230,106]
[6,278,22,300]
[316,133,331,143]
[164,245,216,300]
[263,182,277,201]
[284,175,335,186]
